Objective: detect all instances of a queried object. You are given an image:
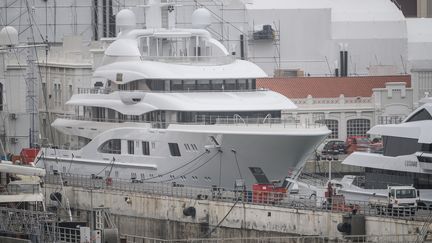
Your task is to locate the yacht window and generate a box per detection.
[127,140,134,154]
[238,79,248,90]
[406,109,432,122]
[421,144,432,153]
[197,80,210,90]
[142,141,150,155]
[251,79,256,89]
[211,80,223,90]
[383,136,421,157]
[168,143,181,156]
[146,79,165,91]
[98,139,121,154]
[418,156,432,163]
[184,80,196,91]
[224,80,236,90]
[171,80,183,91]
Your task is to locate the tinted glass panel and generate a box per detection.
[197,80,210,90]
[421,143,432,152]
[383,136,421,157]
[168,143,181,156]
[406,109,432,122]
[98,139,121,154]
[211,80,223,90]
[142,141,150,155]
[184,80,196,90]
[127,140,134,154]
[171,80,183,91]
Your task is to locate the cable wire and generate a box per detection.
[157,150,221,183]
[205,192,241,237]
[141,150,209,181]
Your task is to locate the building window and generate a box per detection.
[142,141,150,155]
[127,140,134,154]
[168,143,181,156]
[323,119,339,139]
[98,139,121,154]
[347,119,370,137]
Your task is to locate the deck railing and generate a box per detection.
[76,87,269,95]
[44,173,432,222]
[140,55,235,65]
[55,114,326,129]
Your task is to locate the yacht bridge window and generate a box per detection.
[98,139,121,154]
[421,143,432,153]
[382,136,421,157]
[169,79,255,91]
[406,109,432,122]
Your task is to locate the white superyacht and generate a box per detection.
[36,8,330,189]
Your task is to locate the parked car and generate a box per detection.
[346,136,370,154]
[316,139,347,160]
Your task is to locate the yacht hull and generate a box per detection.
[37,126,328,189]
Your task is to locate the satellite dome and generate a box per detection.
[192,8,211,29]
[0,26,19,46]
[116,9,136,32]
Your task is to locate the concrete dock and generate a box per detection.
[42,173,432,242]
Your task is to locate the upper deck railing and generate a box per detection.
[140,55,236,66]
[56,114,326,129]
[76,87,269,95]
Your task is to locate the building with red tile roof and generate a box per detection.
[256,75,415,141]
[257,75,411,99]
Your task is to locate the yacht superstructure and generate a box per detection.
[343,98,432,189]
[35,8,330,189]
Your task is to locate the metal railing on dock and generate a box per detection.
[44,173,432,222]
[122,234,421,243]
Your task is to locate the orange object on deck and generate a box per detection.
[252,184,287,204]
[20,148,40,164]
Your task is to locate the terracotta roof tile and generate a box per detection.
[257,75,411,98]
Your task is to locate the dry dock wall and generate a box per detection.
[44,185,427,240]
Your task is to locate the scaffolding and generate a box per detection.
[0,207,57,242]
